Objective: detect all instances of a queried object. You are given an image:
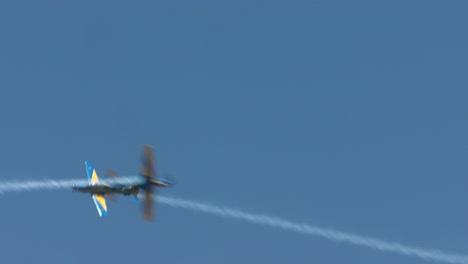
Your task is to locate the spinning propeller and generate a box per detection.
[140,145,157,222]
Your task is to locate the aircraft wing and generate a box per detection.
[92,194,108,217]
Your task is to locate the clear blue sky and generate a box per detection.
[0,1,467,263]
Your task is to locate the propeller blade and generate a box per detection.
[140,145,160,222]
[140,145,156,179]
[107,193,118,202]
[106,169,118,179]
[142,187,154,222]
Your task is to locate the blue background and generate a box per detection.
[0,1,467,263]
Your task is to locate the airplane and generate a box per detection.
[73,145,175,221]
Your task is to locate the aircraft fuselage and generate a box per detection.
[73,184,135,195]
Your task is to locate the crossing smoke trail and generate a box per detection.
[158,196,468,264]
[0,179,467,264]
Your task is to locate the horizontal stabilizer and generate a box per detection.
[92,194,108,217]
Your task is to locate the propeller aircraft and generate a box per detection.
[72,145,175,221]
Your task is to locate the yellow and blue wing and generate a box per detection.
[92,194,108,217]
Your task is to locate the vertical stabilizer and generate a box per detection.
[85,161,100,184]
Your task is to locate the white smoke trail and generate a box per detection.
[0,177,141,193]
[158,196,468,264]
[0,179,466,264]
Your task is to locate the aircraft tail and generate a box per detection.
[92,194,108,217]
[85,161,100,184]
